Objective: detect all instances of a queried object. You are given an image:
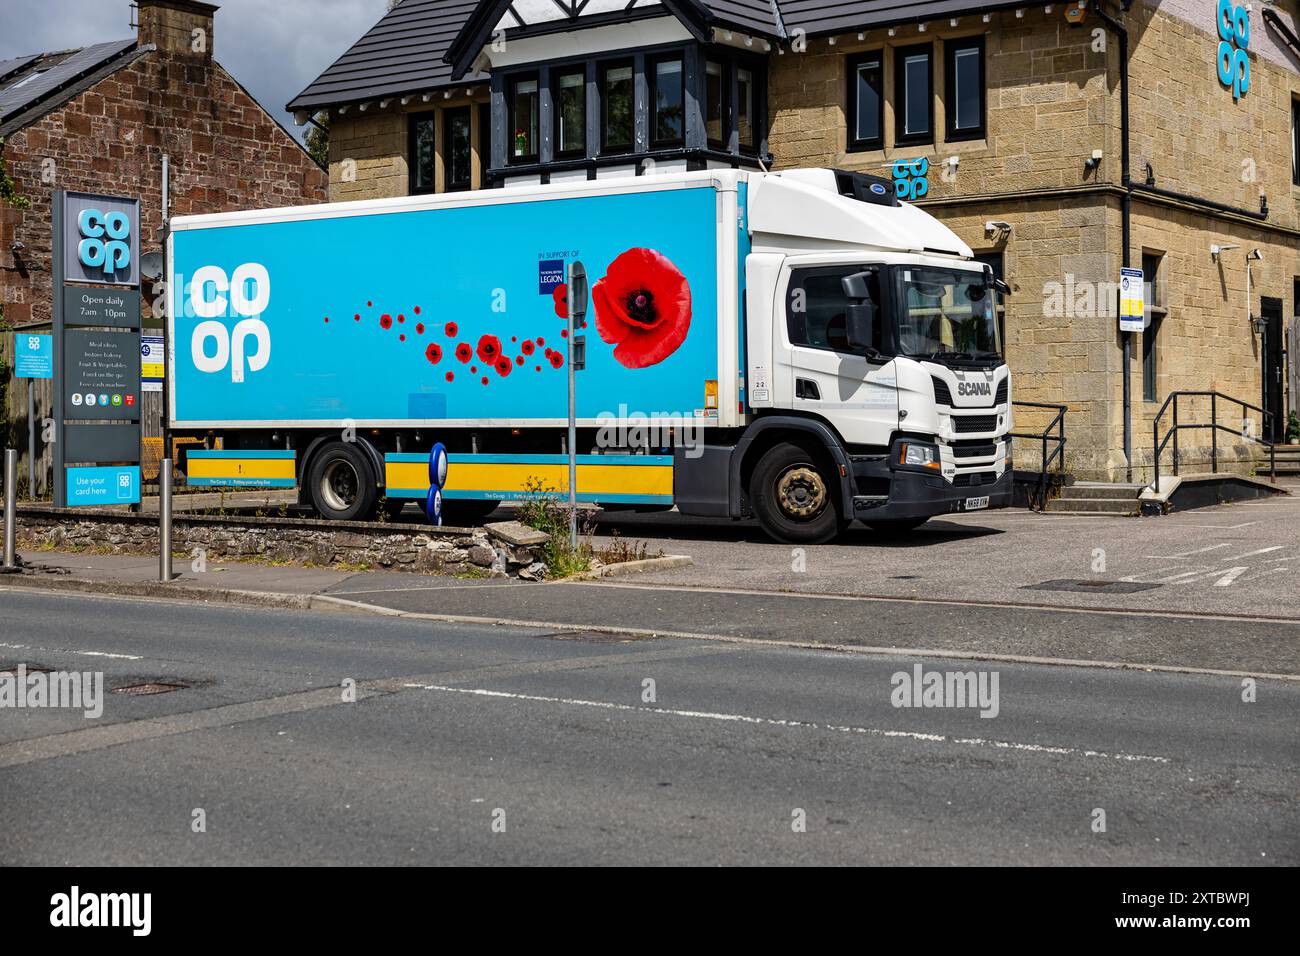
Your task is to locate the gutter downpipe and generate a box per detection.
[1095,0,1134,482]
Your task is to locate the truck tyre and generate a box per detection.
[749,441,845,544]
[866,517,929,534]
[438,499,501,527]
[307,442,378,521]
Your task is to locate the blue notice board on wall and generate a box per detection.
[15,334,53,378]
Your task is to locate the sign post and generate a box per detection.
[14,333,52,499]
[566,262,589,553]
[1119,267,1145,333]
[51,191,143,509]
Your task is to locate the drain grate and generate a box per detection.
[111,681,189,696]
[1023,579,1161,594]
[537,630,642,643]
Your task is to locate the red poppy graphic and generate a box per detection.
[494,355,513,377]
[548,350,564,369]
[553,283,568,318]
[415,323,425,335]
[445,371,455,382]
[476,334,502,364]
[425,343,442,365]
[521,339,535,356]
[445,322,458,337]
[379,314,393,330]
[516,355,525,366]
[455,342,472,363]
[592,247,691,369]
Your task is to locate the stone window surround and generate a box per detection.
[839,29,991,161]
[404,95,491,195]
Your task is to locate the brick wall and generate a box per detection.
[0,48,327,329]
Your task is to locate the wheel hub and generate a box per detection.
[320,460,359,512]
[775,466,827,519]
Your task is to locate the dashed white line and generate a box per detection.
[409,683,1172,765]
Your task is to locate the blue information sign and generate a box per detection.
[66,465,140,506]
[15,333,53,379]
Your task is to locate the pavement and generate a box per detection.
[6,487,1300,677]
[1,589,1295,865]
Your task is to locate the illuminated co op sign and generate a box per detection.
[1216,0,1250,101]
[62,192,140,287]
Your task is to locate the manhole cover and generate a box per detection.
[1023,579,1161,594]
[111,681,189,696]
[0,662,53,674]
[538,630,642,643]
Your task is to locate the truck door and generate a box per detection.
[778,264,899,446]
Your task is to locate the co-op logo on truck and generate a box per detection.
[186,263,271,382]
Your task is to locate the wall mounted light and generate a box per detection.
[1210,242,1240,261]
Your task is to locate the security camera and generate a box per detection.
[985,220,1012,239]
[1247,249,1263,261]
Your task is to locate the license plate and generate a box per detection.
[963,496,990,511]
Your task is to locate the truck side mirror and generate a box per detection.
[841,270,880,355]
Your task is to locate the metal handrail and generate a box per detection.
[1152,390,1277,491]
[1009,401,1068,511]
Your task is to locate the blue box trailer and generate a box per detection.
[168,169,1012,542]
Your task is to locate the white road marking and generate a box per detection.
[1222,546,1286,562]
[1145,543,1231,560]
[410,683,1172,765]
[0,639,140,661]
[73,650,143,661]
[1213,567,1249,588]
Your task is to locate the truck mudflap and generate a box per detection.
[853,467,1013,521]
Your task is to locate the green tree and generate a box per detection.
[304,113,329,170]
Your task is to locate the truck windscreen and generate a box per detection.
[894,266,1001,364]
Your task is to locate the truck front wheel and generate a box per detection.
[749,442,845,544]
[307,442,378,521]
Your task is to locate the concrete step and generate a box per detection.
[1046,496,1140,515]
[1057,483,1145,500]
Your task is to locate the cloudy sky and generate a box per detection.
[0,0,391,141]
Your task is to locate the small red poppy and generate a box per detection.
[495,355,513,377]
[516,355,525,366]
[445,371,454,382]
[511,336,517,342]
[548,350,564,369]
[455,342,472,363]
[414,306,421,315]
[323,316,329,323]
[445,322,458,337]
[481,377,489,385]
[380,314,392,329]
[415,323,425,334]
[535,365,542,372]
[471,366,477,373]
[592,247,692,369]
[399,334,405,341]
[397,314,405,324]
[476,334,502,364]
[353,314,360,322]
[367,300,373,307]
[553,283,568,318]
[521,340,535,356]
[537,337,545,346]
[425,343,442,364]
[560,329,568,338]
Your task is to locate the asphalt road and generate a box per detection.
[1,589,1295,865]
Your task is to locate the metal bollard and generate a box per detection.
[159,457,173,582]
[3,449,16,569]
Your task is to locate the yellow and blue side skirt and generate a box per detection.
[186,450,297,488]
[385,452,673,504]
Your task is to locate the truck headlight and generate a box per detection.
[899,442,941,469]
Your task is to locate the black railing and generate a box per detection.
[1010,401,1068,510]
[1152,390,1276,491]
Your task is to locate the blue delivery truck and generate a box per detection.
[168,168,1012,543]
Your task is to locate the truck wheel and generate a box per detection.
[307,442,378,521]
[438,499,501,526]
[866,517,929,534]
[749,442,845,544]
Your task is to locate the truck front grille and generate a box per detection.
[952,415,998,434]
[952,471,998,487]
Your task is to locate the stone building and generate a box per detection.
[294,0,1299,480]
[0,0,328,486]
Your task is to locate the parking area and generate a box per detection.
[586,486,1300,619]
